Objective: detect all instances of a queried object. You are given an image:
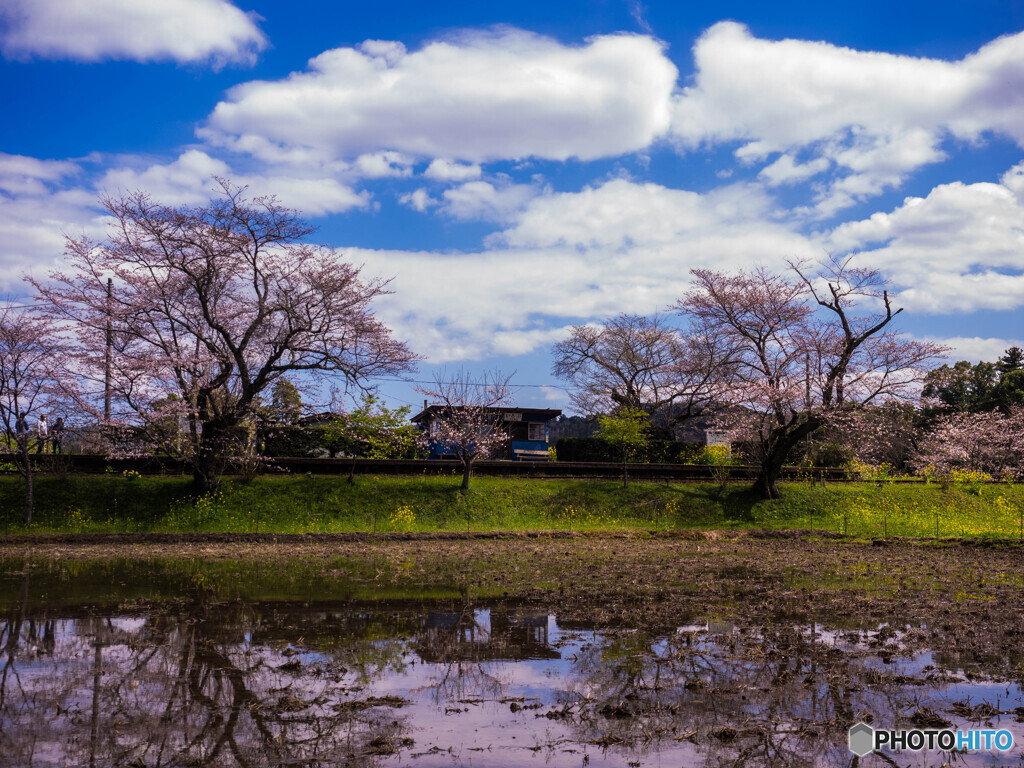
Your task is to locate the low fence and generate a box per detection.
[267,458,854,482]
[9,453,858,482]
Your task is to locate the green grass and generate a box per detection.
[0,472,1022,538]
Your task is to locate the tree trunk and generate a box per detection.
[193,449,224,495]
[753,451,786,500]
[752,416,823,500]
[460,460,472,491]
[20,437,33,525]
[193,419,234,495]
[622,449,628,488]
[23,468,32,526]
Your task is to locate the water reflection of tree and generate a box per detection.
[0,588,417,767]
[411,606,563,705]
[412,606,507,705]
[249,604,415,685]
[559,623,952,767]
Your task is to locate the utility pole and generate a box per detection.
[104,278,112,421]
[804,354,811,412]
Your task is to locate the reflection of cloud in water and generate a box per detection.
[109,616,146,633]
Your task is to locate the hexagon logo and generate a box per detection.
[848,722,874,756]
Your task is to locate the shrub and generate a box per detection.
[805,442,854,469]
[948,469,991,496]
[389,505,416,531]
[554,437,705,463]
[843,458,895,483]
[698,445,732,465]
[260,425,325,457]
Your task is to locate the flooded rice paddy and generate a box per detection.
[1,536,1024,766]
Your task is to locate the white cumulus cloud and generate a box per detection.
[829,164,1024,314]
[423,159,482,182]
[361,178,821,361]
[0,153,81,196]
[758,155,830,187]
[923,336,1024,365]
[100,150,232,206]
[199,27,677,164]
[439,180,541,223]
[100,150,369,216]
[399,188,437,213]
[0,156,101,285]
[494,177,794,255]
[0,0,267,66]
[673,23,1024,215]
[0,148,370,288]
[353,152,414,179]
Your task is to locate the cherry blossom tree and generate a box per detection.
[0,307,67,523]
[551,313,731,438]
[415,371,513,491]
[914,407,1024,480]
[676,257,946,499]
[816,403,920,469]
[34,181,417,493]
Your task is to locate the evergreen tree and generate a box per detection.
[996,346,1024,375]
[921,360,997,414]
[268,378,304,424]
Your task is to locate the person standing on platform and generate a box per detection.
[36,414,48,454]
[51,416,65,454]
[14,412,28,450]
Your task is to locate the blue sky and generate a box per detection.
[2,0,1023,415]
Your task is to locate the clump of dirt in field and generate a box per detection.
[335,696,410,712]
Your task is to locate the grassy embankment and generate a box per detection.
[0,471,1022,538]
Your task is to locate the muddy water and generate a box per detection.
[1,558,1023,767]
